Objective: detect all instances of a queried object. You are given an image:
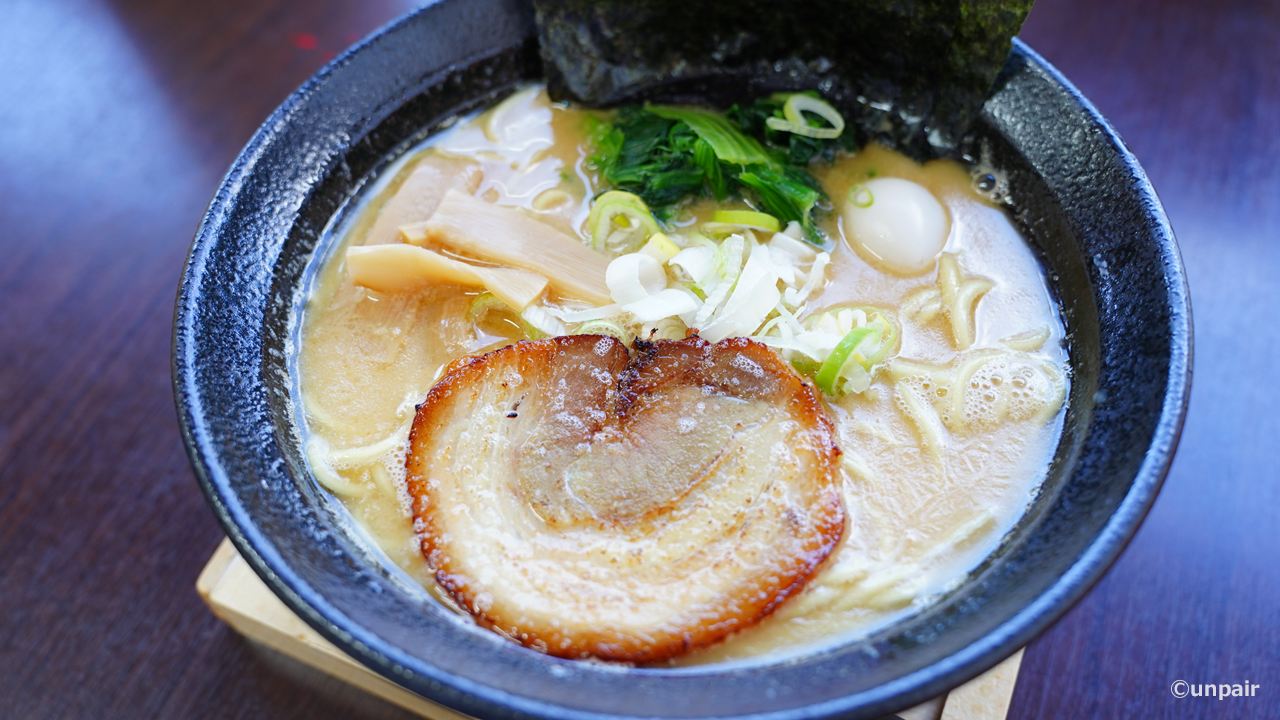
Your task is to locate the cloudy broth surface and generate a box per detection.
[295,87,1067,664]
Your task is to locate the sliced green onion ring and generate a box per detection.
[711,209,781,233]
[765,94,845,140]
[849,184,875,208]
[573,319,631,342]
[587,191,661,253]
[468,292,508,322]
[699,222,755,238]
[469,292,545,340]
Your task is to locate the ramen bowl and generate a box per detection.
[173,1,1191,717]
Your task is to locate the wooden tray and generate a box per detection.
[198,539,1023,720]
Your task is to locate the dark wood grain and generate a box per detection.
[1013,2,1280,719]
[0,1,1273,719]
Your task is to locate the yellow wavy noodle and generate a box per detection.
[1000,326,1050,352]
[903,253,993,350]
[780,510,997,616]
[890,349,1065,437]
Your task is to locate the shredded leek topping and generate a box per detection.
[588,92,849,243]
[532,188,572,211]
[757,303,900,398]
[803,306,901,397]
[520,304,567,338]
[578,221,831,351]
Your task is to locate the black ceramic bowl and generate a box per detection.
[174,2,1191,718]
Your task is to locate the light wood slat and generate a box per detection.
[199,539,1022,719]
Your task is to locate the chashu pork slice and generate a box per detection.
[406,335,845,662]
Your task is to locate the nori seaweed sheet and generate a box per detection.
[533,0,1033,158]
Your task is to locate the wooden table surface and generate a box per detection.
[2,1,1275,718]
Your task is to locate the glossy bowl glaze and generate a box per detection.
[173,1,1191,717]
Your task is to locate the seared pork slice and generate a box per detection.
[406,335,844,662]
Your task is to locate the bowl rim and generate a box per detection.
[173,6,1192,718]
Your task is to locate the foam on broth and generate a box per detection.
[295,87,1067,664]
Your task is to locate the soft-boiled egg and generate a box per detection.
[841,177,949,275]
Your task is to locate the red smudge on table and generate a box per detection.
[291,32,318,51]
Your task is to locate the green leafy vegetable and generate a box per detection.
[693,138,727,199]
[647,106,774,165]
[588,99,839,243]
[588,109,704,214]
[735,165,823,235]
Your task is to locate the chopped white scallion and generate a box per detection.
[549,303,624,323]
[669,245,717,288]
[783,251,830,308]
[693,235,747,326]
[520,305,567,337]
[605,252,667,305]
[622,288,700,323]
[571,226,834,349]
[768,224,819,263]
[699,242,782,343]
